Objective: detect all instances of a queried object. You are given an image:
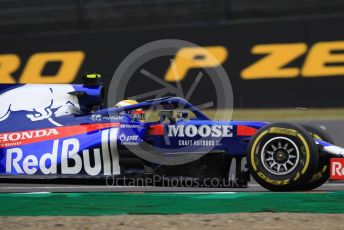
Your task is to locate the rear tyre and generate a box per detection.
[301,125,333,190]
[247,123,319,191]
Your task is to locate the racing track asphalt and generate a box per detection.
[1,182,344,193]
[1,120,344,193]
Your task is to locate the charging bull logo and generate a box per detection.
[0,84,81,126]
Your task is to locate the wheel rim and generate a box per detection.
[260,136,300,176]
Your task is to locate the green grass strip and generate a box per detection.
[0,192,343,216]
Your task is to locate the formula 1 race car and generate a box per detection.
[0,76,343,191]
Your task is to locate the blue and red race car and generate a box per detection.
[0,76,343,191]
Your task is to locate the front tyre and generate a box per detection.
[247,123,319,191]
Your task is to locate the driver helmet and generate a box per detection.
[115,100,145,121]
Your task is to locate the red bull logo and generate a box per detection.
[0,84,81,126]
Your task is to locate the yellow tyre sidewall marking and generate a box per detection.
[296,133,310,175]
[308,132,325,183]
[250,130,269,171]
[312,133,322,140]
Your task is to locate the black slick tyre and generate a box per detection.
[247,123,319,191]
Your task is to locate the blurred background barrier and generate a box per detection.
[1,0,344,108]
[1,0,344,34]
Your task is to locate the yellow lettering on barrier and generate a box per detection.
[0,54,20,83]
[20,51,85,83]
[241,43,307,79]
[302,41,344,77]
[164,46,228,82]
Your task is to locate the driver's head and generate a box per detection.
[115,100,138,108]
[115,100,145,121]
